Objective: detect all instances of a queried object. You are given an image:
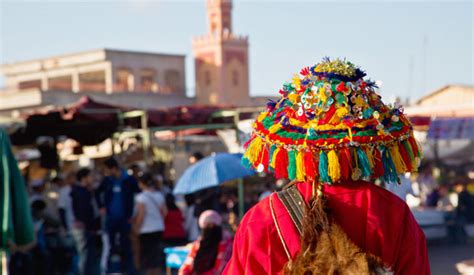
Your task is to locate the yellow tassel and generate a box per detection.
[364,147,375,169]
[390,144,407,174]
[327,150,341,182]
[296,150,305,181]
[270,147,280,169]
[243,137,263,165]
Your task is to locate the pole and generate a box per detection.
[237,178,244,219]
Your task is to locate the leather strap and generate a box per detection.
[276,185,306,235]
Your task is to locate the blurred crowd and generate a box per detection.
[8,152,252,275]
[385,164,474,243]
[7,149,474,275]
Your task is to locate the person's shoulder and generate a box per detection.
[330,180,408,207]
[239,195,274,227]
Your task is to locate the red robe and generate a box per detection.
[223,181,430,274]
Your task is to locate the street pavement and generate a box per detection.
[428,240,474,275]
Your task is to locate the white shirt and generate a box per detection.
[58,185,74,229]
[135,191,165,234]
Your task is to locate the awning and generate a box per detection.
[427,117,474,139]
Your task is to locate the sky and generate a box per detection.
[1,0,472,102]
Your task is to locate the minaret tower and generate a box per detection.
[192,0,250,106]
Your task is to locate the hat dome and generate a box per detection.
[243,58,421,184]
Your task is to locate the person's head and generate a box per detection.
[138,173,155,191]
[454,183,466,193]
[189,152,204,164]
[165,193,178,210]
[50,176,64,187]
[128,164,141,178]
[103,157,120,178]
[76,168,93,188]
[194,210,223,273]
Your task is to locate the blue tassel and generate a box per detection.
[268,145,276,172]
[381,146,398,183]
[357,148,372,178]
[241,157,252,169]
[319,151,331,183]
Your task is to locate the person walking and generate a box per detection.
[71,168,101,275]
[133,173,167,275]
[223,58,430,274]
[97,157,140,274]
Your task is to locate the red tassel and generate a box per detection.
[303,150,317,181]
[372,147,385,178]
[407,136,420,158]
[243,137,253,149]
[339,147,352,180]
[259,145,270,172]
[397,142,413,171]
[275,148,288,179]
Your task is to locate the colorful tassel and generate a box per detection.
[288,150,297,180]
[303,150,317,181]
[319,151,331,183]
[356,148,372,178]
[364,147,375,170]
[372,147,385,178]
[327,150,341,182]
[397,142,413,171]
[268,145,277,171]
[381,146,398,183]
[274,148,288,179]
[258,145,270,172]
[296,150,305,181]
[407,135,421,158]
[270,147,280,169]
[339,147,352,180]
[389,144,407,174]
[243,137,263,165]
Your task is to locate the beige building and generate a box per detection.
[0,0,272,116]
[405,84,474,117]
[0,49,191,113]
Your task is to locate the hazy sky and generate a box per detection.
[1,0,472,101]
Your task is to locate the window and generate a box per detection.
[139,69,157,92]
[18,79,41,90]
[204,71,211,86]
[165,70,181,93]
[79,70,106,92]
[48,75,72,91]
[232,70,239,86]
[115,68,133,92]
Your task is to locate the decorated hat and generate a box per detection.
[242,58,422,184]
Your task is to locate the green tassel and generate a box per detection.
[356,148,372,178]
[319,151,331,183]
[287,150,297,180]
[381,146,398,183]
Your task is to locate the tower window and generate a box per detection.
[204,71,211,86]
[232,70,239,86]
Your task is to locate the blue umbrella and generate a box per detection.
[173,153,255,195]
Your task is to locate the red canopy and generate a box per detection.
[10,96,233,145]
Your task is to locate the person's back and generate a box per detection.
[224,181,429,274]
[135,190,165,234]
[223,58,429,274]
